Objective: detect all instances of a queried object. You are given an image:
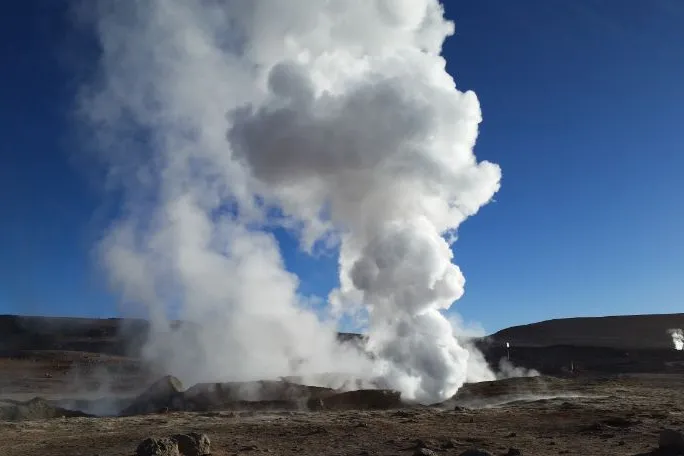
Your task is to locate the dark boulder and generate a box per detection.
[136,437,180,456]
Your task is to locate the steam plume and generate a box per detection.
[76,0,501,404]
[669,329,684,351]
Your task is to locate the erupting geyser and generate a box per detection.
[669,329,684,351]
[77,0,501,404]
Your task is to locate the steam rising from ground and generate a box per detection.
[669,329,684,351]
[76,0,501,403]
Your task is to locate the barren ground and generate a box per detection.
[2,315,684,455]
[2,370,684,455]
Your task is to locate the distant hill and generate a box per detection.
[0,314,365,357]
[1,313,684,376]
[2,313,684,356]
[486,313,684,350]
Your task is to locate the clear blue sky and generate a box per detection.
[1,1,682,333]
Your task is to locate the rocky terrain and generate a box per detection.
[1,313,684,455]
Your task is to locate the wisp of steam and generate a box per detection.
[669,329,684,351]
[75,0,502,404]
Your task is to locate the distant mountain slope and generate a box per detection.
[487,313,684,349]
[0,315,365,357]
[2,313,683,357]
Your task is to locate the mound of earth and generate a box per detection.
[444,376,575,408]
[178,381,337,412]
[120,375,184,416]
[117,376,406,415]
[315,389,402,410]
[0,397,92,421]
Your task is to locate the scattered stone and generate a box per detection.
[171,433,211,456]
[136,437,180,456]
[506,432,517,438]
[239,444,258,451]
[659,429,684,452]
[505,448,521,455]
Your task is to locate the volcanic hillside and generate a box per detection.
[2,313,684,382]
[487,313,684,349]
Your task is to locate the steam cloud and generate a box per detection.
[669,329,684,351]
[76,0,501,404]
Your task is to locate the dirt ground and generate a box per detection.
[2,315,684,455]
[1,374,683,456]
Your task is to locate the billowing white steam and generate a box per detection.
[669,329,684,351]
[76,0,501,403]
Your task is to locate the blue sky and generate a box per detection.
[1,1,682,333]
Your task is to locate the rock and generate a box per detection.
[440,439,459,449]
[659,429,684,452]
[136,437,180,456]
[505,448,521,456]
[412,439,429,449]
[458,450,493,456]
[171,433,211,456]
[413,449,437,456]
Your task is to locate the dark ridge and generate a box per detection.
[0,314,364,357]
[2,313,684,378]
[486,313,684,349]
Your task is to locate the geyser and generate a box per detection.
[76,0,501,404]
[669,329,684,351]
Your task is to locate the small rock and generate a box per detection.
[413,449,437,456]
[505,448,521,455]
[458,450,493,456]
[171,433,210,456]
[659,429,684,452]
[238,444,258,452]
[412,439,429,449]
[602,416,639,428]
[506,432,517,438]
[136,437,180,456]
[441,439,459,449]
